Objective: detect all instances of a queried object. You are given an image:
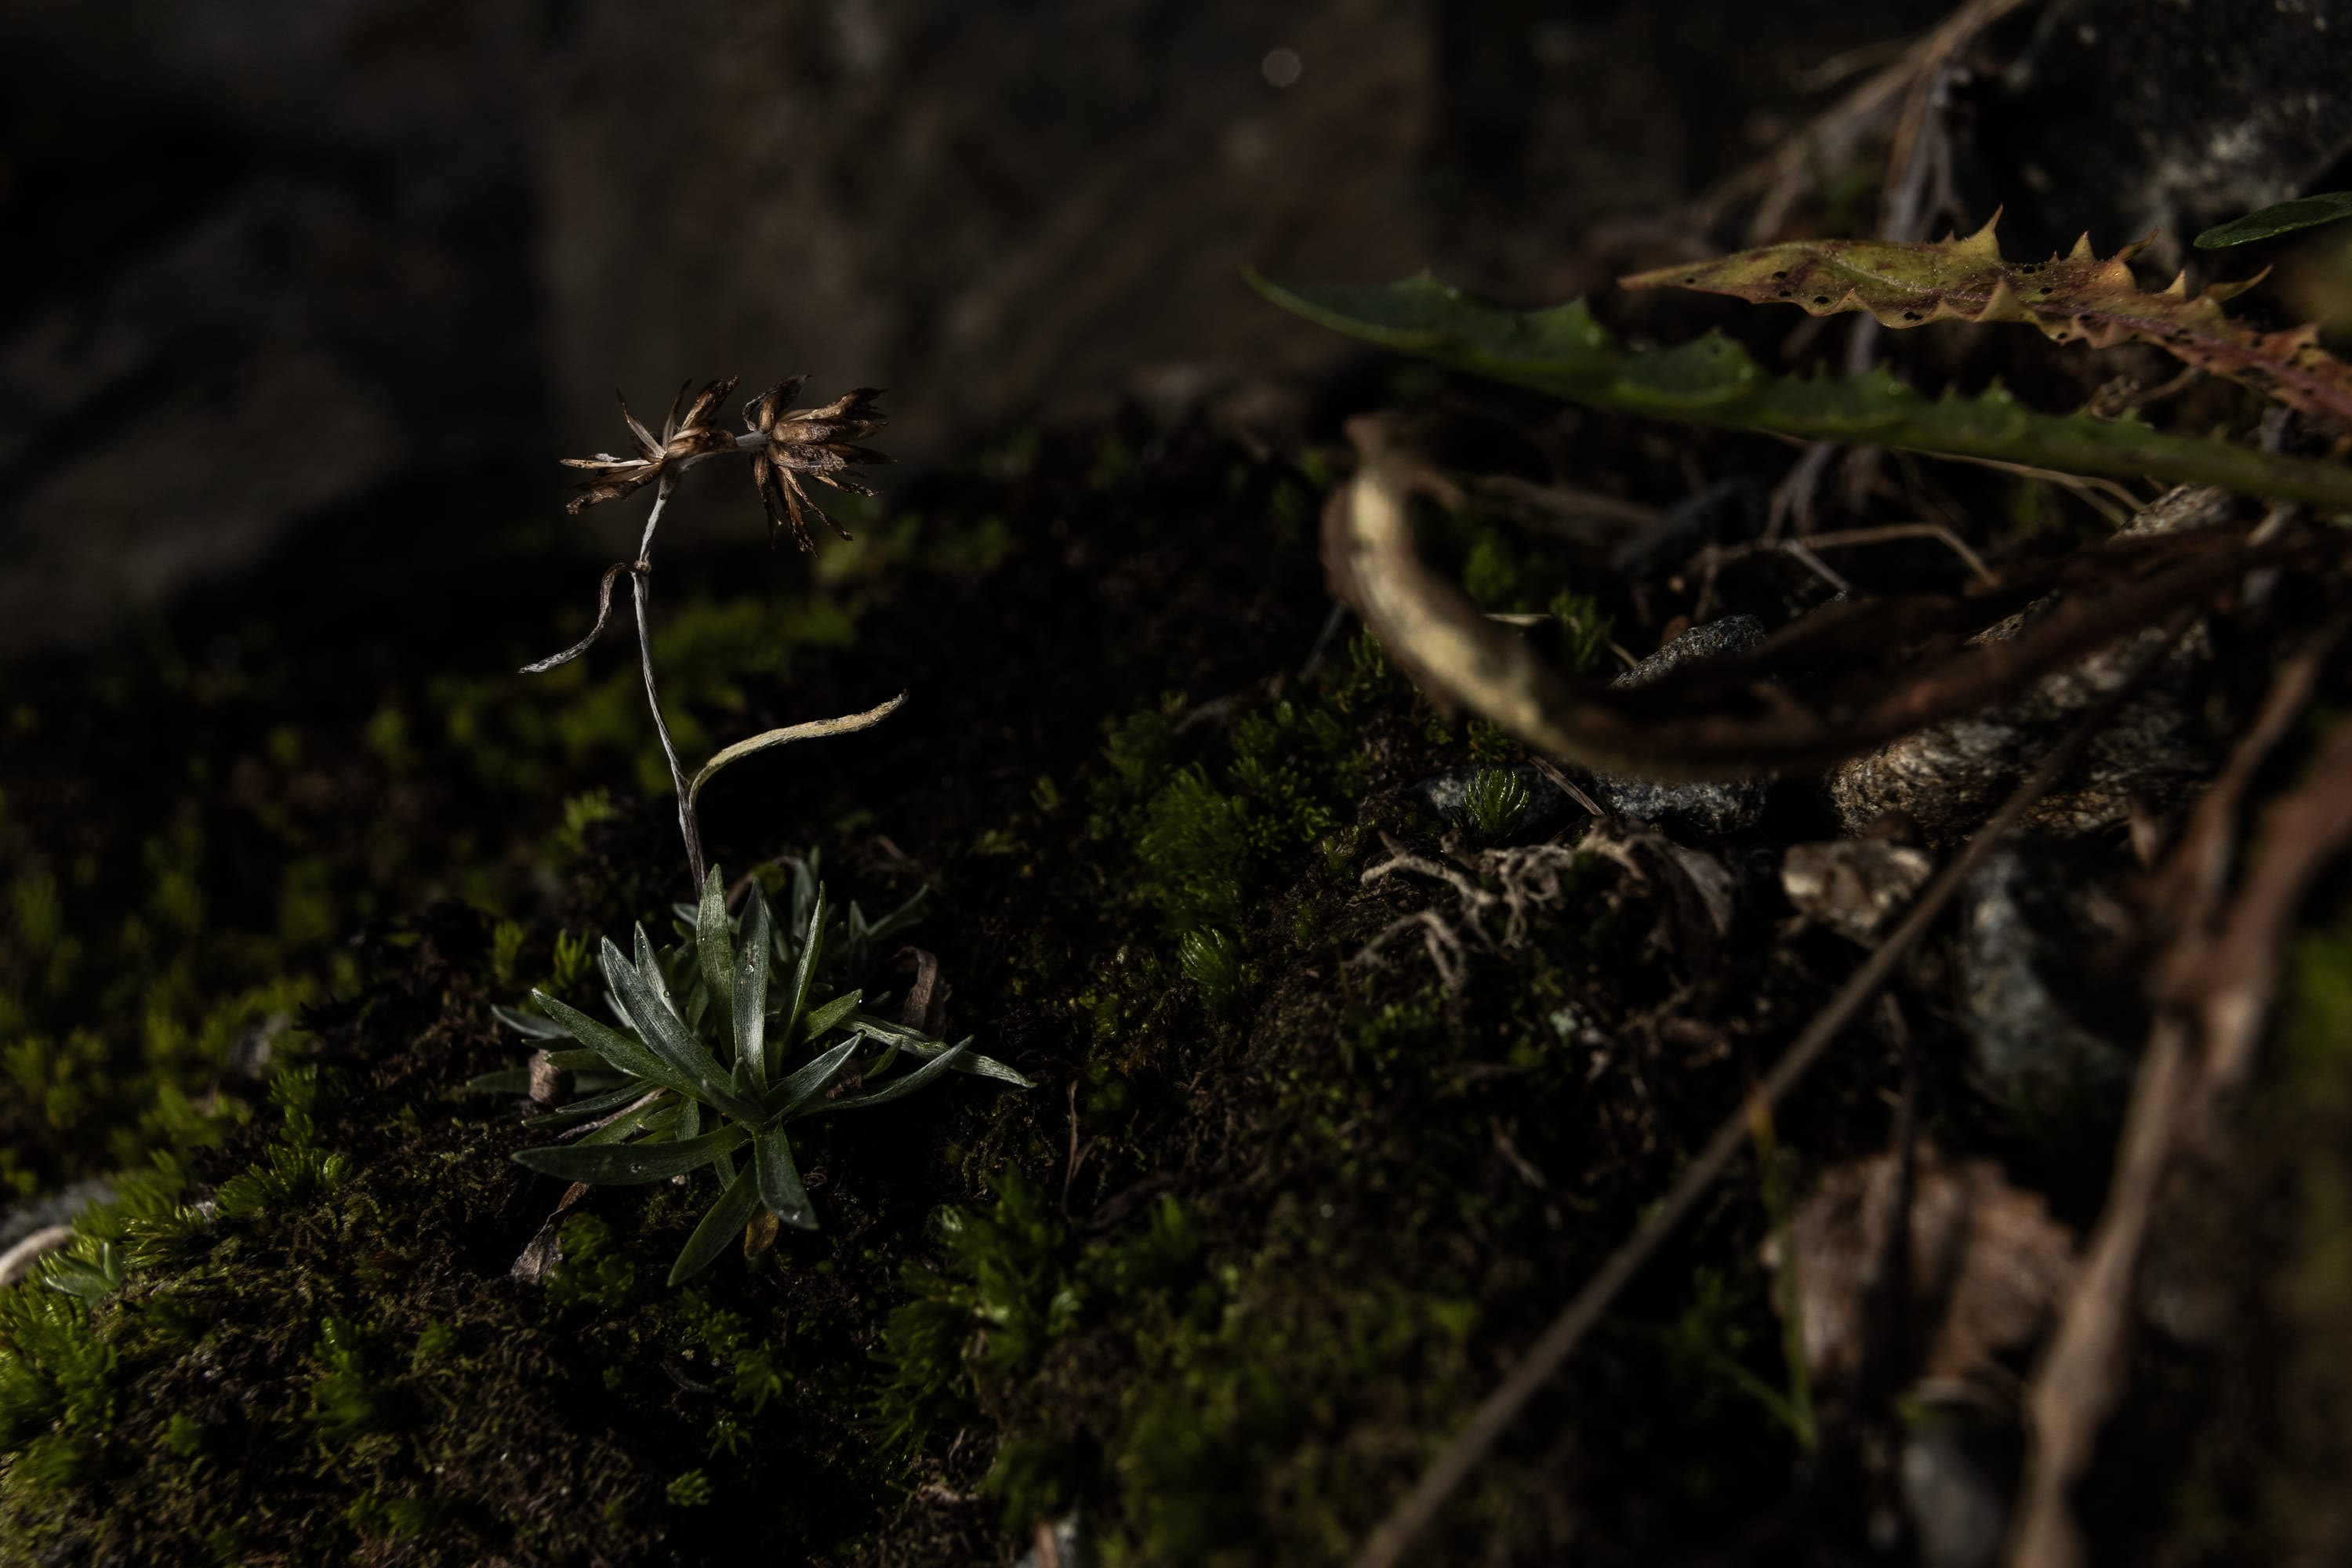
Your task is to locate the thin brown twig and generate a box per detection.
[1702,521,1995,585]
[1345,609,2196,1568]
[1701,0,2040,240]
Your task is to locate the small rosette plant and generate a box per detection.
[475,858,1028,1284]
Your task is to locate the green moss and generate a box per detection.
[872,1167,1073,1453]
[1462,767,1533,843]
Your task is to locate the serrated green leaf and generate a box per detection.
[735,884,774,1090]
[772,1036,862,1118]
[668,1163,764,1286]
[1622,221,2352,429]
[1247,271,2352,506]
[695,865,736,1046]
[513,1124,748,1185]
[2196,191,2352,249]
[815,1040,969,1114]
[754,1128,818,1230]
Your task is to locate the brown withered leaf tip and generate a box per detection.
[561,377,742,514]
[745,377,892,552]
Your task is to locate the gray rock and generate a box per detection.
[1957,843,2136,1121]
[1412,763,1581,840]
[1900,1398,2016,1568]
[1981,0,2352,271]
[1827,492,2227,844]
[1592,616,1770,834]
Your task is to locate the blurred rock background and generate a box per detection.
[4,0,2348,653]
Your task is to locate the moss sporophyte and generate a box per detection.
[481,378,1030,1284]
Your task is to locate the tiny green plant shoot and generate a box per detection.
[485,377,1032,1284]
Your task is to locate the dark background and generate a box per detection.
[9,0,2350,657]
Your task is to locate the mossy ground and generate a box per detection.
[2,390,2347,1564]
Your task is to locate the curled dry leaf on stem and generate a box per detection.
[1621,216,2352,430]
[1319,439,2343,784]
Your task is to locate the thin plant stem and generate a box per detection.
[627,474,707,889]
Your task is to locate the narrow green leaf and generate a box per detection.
[522,1080,659,1131]
[771,1036,862,1118]
[797,989,862,1047]
[735,884,774,1089]
[676,1096,701,1142]
[600,939,763,1123]
[628,926,675,1016]
[1246,271,2352,508]
[2196,191,2352,249]
[668,1163,764,1286]
[695,865,736,1046]
[492,1005,570,1040]
[778,884,826,1059]
[754,1128,818,1230]
[815,1040,968,1114]
[530,989,697,1102]
[576,1092,670,1145]
[845,1014,1035,1087]
[464,1069,534,1096]
[514,1125,748,1185]
[540,1047,609,1072]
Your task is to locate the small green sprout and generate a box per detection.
[1462,768,1534,844]
[1178,928,1245,1015]
[488,858,1031,1286]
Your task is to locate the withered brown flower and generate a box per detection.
[743,378,892,551]
[561,377,741,514]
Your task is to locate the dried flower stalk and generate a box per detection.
[523,377,902,889]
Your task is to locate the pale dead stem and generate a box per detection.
[1346,612,2198,1568]
[2006,628,2352,1568]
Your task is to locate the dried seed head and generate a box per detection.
[744,380,893,551]
[560,376,742,514]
